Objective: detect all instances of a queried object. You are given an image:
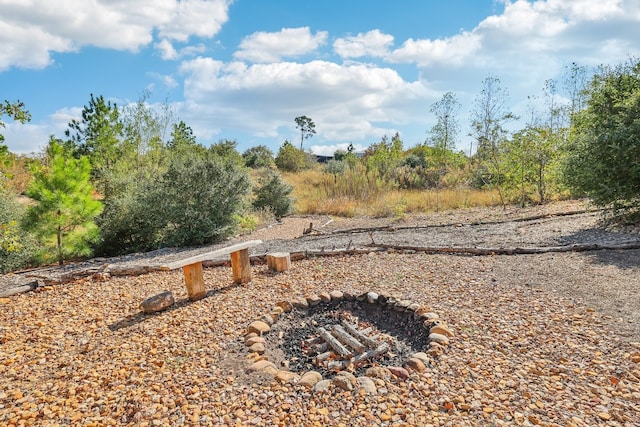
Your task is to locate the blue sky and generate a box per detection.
[2,0,640,156]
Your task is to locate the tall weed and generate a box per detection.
[284,166,501,217]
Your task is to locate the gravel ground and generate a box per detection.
[1,200,640,426]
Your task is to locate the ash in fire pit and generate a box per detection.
[244,291,453,384]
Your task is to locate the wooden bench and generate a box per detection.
[157,240,262,301]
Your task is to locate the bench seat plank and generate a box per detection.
[157,240,262,271]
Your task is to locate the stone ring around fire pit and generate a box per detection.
[243,290,454,393]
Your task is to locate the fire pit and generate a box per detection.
[303,319,390,372]
[244,290,453,390]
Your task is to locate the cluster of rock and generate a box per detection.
[243,290,454,394]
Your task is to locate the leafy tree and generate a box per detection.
[428,92,460,153]
[562,62,591,118]
[500,79,565,206]
[243,145,275,169]
[470,77,517,161]
[118,94,178,181]
[469,76,517,207]
[503,126,559,206]
[363,133,404,178]
[275,140,309,172]
[294,115,316,150]
[252,170,294,219]
[427,92,462,209]
[168,121,198,151]
[334,144,358,166]
[65,94,123,193]
[564,59,640,216]
[24,140,102,265]
[210,139,244,167]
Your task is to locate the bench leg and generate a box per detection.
[183,262,206,301]
[231,248,251,284]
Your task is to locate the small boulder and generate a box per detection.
[356,376,378,394]
[247,320,271,335]
[387,366,410,381]
[411,352,430,365]
[319,292,332,303]
[332,375,354,391]
[248,342,265,354]
[407,303,421,312]
[276,300,293,313]
[245,336,265,346]
[329,290,344,301]
[428,332,450,345]
[366,292,379,304]
[246,360,278,375]
[430,324,454,337]
[292,298,309,310]
[404,357,426,373]
[257,314,274,326]
[299,371,323,388]
[365,366,391,379]
[306,295,321,306]
[313,379,332,393]
[140,291,174,314]
[275,370,300,384]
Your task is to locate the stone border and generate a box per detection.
[243,290,454,394]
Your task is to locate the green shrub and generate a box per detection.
[252,171,294,219]
[243,145,275,169]
[564,58,640,216]
[97,148,250,255]
[0,189,37,272]
[157,150,250,246]
[95,169,162,255]
[275,141,310,172]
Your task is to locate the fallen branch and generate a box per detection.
[0,280,40,298]
[364,240,640,256]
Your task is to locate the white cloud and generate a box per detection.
[155,39,179,60]
[179,57,434,144]
[234,27,328,63]
[475,0,635,58]
[333,30,394,59]
[0,0,230,71]
[154,39,206,60]
[146,72,179,89]
[388,32,482,67]
[2,106,80,154]
[157,0,231,42]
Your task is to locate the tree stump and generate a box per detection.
[267,252,291,272]
[140,291,175,313]
[184,263,206,301]
[231,248,252,284]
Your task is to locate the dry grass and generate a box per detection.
[283,168,501,217]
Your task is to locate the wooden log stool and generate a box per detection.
[267,252,291,272]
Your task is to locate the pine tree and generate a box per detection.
[24,139,103,265]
